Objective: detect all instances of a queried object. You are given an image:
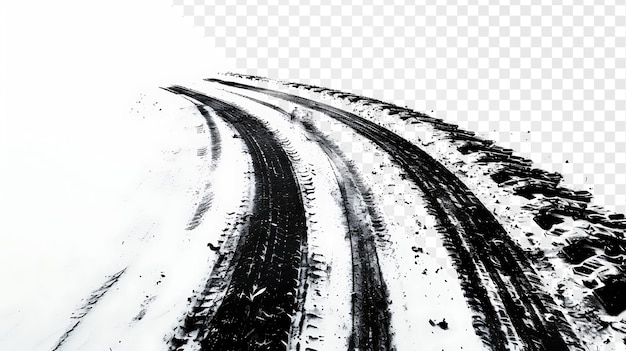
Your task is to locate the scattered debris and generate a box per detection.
[429,318,449,330]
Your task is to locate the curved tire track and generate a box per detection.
[186,104,222,230]
[207,78,576,351]
[166,86,307,351]
[232,94,392,351]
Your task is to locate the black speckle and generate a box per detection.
[438,319,448,330]
[429,318,448,330]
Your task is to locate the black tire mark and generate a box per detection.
[170,203,253,349]
[185,104,222,230]
[51,268,127,351]
[196,105,222,170]
[165,86,307,351]
[169,197,253,349]
[233,93,392,350]
[207,78,577,351]
[131,295,156,323]
[169,105,254,346]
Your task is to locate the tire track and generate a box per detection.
[165,86,307,351]
[186,104,221,230]
[232,93,392,350]
[207,78,577,351]
[51,268,127,351]
[165,107,253,350]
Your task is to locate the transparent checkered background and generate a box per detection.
[172,1,626,214]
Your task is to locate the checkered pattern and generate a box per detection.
[172,1,626,214]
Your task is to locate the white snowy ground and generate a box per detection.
[0,1,226,350]
[0,88,246,350]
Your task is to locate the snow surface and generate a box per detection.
[0,1,228,349]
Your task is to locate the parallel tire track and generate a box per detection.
[233,94,392,351]
[166,86,307,351]
[207,78,576,351]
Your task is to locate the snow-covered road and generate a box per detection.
[3,74,626,351]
